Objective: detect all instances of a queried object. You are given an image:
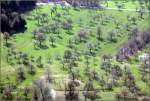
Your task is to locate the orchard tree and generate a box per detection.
[125,23,131,31]
[83,79,98,101]
[138,8,144,19]
[127,15,132,21]
[32,79,53,101]
[32,29,38,38]
[65,79,79,100]
[114,20,120,29]
[78,29,86,42]
[105,79,113,91]
[130,27,138,38]
[101,55,112,75]
[56,13,61,21]
[41,13,48,23]
[87,43,95,55]
[123,65,140,94]
[67,38,74,48]
[84,80,94,92]
[23,86,30,99]
[85,55,90,69]
[28,63,35,75]
[36,56,43,68]
[50,22,58,34]
[2,84,13,100]
[49,36,56,47]
[20,53,29,65]
[64,50,72,62]
[131,16,137,25]
[96,26,102,41]
[60,58,65,70]
[32,82,42,101]
[45,69,53,83]
[3,32,10,46]
[107,30,117,42]
[69,68,79,80]
[43,23,50,33]
[56,29,61,38]
[6,49,11,63]
[17,67,26,82]
[90,69,99,81]
[65,68,80,101]
[67,60,78,72]
[36,32,46,47]
[50,6,57,17]
[35,15,41,25]
[140,62,149,83]
[0,81,4,94]
[62,20,72,34]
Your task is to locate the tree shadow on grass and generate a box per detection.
[40,45,49,49]
[51,45,56,48]
[34,45,49,50]
[5,43,13,48]
[57,35,63,39]
[66,31,74,35]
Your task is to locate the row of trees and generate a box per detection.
[66,0,100,8]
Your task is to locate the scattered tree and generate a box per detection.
[17,67,26,82]
[36,32,46,47]
[3,32,10,46]
[96,26,102,40]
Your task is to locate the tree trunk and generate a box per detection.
[51,41,54,47]
[5,39,8,46]
[85,96,87,101]
[39,41,42,47]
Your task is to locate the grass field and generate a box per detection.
[1,1,150,100]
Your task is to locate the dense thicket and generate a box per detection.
[116,29,150,61]
[1,0,37,35]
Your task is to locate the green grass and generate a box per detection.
[1,1,149,100]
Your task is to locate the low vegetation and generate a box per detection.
[0,0,150,101]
